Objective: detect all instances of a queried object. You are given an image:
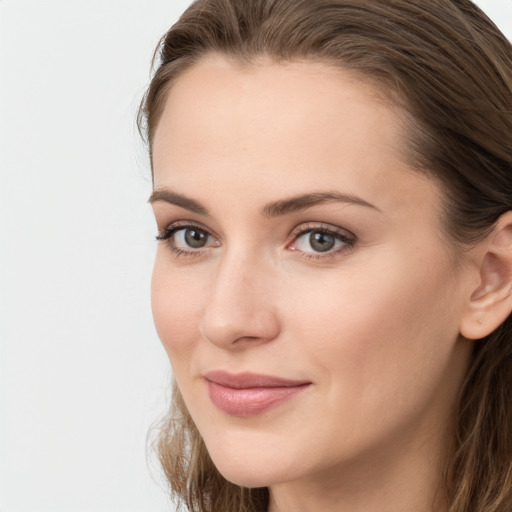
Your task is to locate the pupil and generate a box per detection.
[309,231,335,252]
[185,228,208,248]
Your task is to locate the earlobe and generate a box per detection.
[460,212,512,340]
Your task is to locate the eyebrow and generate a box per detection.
[261,192,380,217]
[148,189,379,217]
[148,189,210,215]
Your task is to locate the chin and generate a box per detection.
[219,469,272,488]
[214,461,284,488]
[205,441,295,488]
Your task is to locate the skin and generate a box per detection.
[150,55,479,512]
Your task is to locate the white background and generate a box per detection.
[0,1,511,511]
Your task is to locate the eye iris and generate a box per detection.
[309,231,335,252]
[184,228,208,248]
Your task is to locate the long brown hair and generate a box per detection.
[139,1,512,511]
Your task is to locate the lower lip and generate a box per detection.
[207,381,310,417]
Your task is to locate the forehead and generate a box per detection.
[153,55,402,154]
[152,55,439,223]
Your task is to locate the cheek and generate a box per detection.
[151,256,205,363]
[282,248,461,403]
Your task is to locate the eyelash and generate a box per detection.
[155,221,356,260]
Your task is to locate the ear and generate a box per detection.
[460,211,512,340]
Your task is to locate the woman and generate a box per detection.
[139,0,512,511]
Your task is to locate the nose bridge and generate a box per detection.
[199,244,279,347]
[217,250,256,303]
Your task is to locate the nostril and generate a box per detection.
[199,308,280,349]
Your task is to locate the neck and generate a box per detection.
[267,422,451,512]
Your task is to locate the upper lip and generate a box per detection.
[204,370,311,389]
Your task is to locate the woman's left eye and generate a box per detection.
[288,226,355,257]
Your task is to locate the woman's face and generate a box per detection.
[150,56,474,489]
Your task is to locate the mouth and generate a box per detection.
[204,371,312,418]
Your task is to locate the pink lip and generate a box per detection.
[204,371,311,418]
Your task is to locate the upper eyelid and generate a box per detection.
[289,222,356,239]
[158,220,218,237]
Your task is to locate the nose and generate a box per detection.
[199,251,280,349]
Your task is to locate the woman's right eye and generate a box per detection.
[156,225,220,255]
